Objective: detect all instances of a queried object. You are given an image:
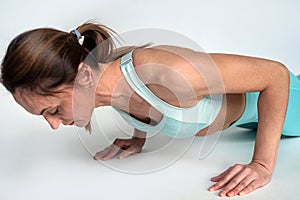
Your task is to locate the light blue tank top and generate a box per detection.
[112,50,223,138]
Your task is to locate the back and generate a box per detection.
[113,49,223,138]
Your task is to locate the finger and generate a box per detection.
[209,164,244,192]
[118,145,139,159]
[114,138,131,149]
[210,166,233,182]
[222,175,253,197]
[209,168,233,192]
[94,145,114,160]
[102,143,122,160]
[95,139,128,160]
[226,176,254,197]
[239,180,260,196]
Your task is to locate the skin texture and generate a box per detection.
[13,45,290,197]
[13,63,104,129]
[13,87,75,129]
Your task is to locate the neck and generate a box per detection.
[94,60,123,107]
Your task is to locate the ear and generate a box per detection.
[76,62,94,87]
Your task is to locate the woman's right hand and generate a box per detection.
[93,136,146,161]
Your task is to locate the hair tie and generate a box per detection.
[70,29,85,45]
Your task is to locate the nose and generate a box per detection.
[43,115,63,130]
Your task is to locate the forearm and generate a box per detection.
[252,65,290,173]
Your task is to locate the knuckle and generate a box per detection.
[124,148,134,154]
[105,151,114,156]
[243,167,252,174]
[250,170,258,177]
[232,189,239,194]
[247,184,255,191]
[231,179,239,185]
[221,177,229,184]
[222,187,230,193]
[214,183,221,188]
[128,148,137,154]
[234,164,243,170]
[113,138,120,145]
[245,188,251,193]
[216,180,224,186]
[113,139,124,147]
[239,181,247,188]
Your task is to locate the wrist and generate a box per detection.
[132,136,146,146]
[250,159,273,176]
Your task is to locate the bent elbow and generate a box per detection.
[271,61,290,88]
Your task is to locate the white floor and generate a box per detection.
[1,89,300,200]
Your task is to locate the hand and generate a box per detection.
[93,136,146,161]
[208,162,272,197]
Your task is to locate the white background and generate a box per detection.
[0,0,300,200]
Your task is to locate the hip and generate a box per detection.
[225,71,300,136]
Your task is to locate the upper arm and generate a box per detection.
[137,45,289,98]
[208,53,289,94]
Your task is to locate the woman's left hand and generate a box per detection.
[208,161,272,197]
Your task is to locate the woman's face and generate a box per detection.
[13,85,94,129]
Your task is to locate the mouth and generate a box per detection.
[69,121,74,125]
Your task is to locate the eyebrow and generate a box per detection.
[39,107,51,115]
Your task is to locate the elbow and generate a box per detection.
[272,61,288,71]
[270,61,290,88]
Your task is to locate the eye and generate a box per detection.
[50,107,60,116]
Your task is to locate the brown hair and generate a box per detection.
[0,21,150,94]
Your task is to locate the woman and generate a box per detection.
[1,22,300,197]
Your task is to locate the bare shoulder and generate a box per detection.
[132,45,223,98]
[132,44,211,84]
[132,45,208,105]
[133,45,207,65]
[135,45,289,94]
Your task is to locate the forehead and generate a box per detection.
[13,88,58,115]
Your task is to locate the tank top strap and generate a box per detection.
[119,50,173,114]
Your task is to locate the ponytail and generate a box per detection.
[76,21,151,63]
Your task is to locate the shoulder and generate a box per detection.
[134,45,289,94]
[131,45,208,84]
[129,45,208,105]
[133,45,205,66]
[132,45,218,96]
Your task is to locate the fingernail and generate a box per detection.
[239,192,245,196]
[219,192,226,197]
[228,192,234,197]
[208,187,214,192]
